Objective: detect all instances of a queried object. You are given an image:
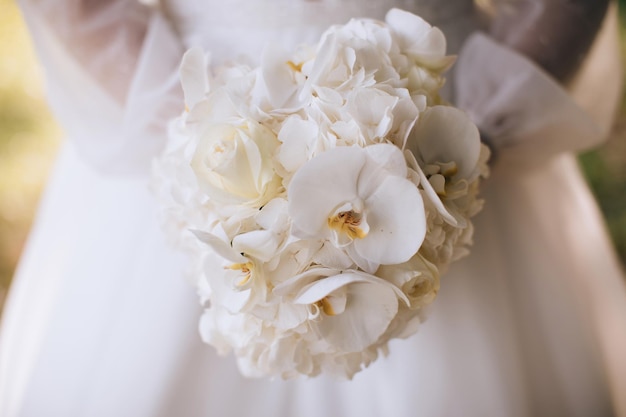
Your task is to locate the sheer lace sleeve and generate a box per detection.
[19,0,185,175]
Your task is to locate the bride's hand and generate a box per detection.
[488,0,609,82]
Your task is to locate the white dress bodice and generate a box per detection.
[163,0,478,64]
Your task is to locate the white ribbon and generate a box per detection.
[455,33,603,165]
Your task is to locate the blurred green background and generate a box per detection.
[0,0,625,310]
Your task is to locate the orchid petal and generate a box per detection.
[273,267,338,297]
[256,198,289,231]
[410,106,481,179]
[232,230,279,262]
[297,273,399,352]
[404,150,458,226]
[192,230,247,263]
[204,252,251,313]
[294,272,366,305]
[355,175,425,265]
[288,146,365,237]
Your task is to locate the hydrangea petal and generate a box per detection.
[278,116,318,173]
[385,9,446,64]
[259,44,299,109]
[364,143,407,177]
[180,47,210,109]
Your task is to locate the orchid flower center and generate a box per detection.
[287,60,303,72]
[406,279,435,298]
[225,261,254,288]
[308,288,347,319]
[315,297,337,316]
[327,209,368,240]
[424,161,457,197]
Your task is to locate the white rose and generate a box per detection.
[191,120,282,207]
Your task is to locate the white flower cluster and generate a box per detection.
[153,9,489,379]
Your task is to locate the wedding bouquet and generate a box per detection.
[153,8,489,379]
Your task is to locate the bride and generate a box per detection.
[2,0,625,416]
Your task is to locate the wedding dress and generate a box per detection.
[2,1,625,416]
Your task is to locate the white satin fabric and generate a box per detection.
[1,1,625,416]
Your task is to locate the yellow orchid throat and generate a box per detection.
[286,60,303,72]
[315,297,338,316]
[327,209,368,240]
[225,262,254,287]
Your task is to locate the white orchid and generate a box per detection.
[288,144,426,272]
[192,231,267,312]
[274,268,407,352]
[405,105,484,225]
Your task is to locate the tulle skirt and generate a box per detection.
[1,138,622,417]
